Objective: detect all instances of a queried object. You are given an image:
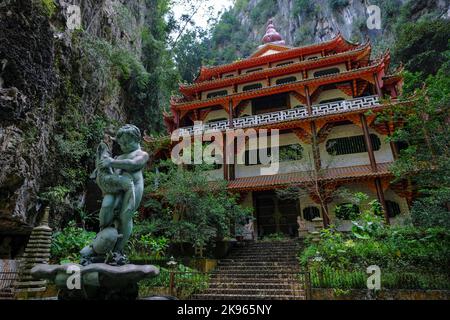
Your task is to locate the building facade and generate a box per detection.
[164,21,412,238]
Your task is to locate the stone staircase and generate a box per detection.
[192,240,306,300]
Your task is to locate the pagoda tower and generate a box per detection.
[164,20,411,238]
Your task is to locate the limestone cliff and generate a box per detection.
[0,0,156,232]
[209,0,449,64]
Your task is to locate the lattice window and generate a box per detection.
[326,134,381,155]
[386,200,401,218]
[275,76,297,85]
[276,61,294,67]
[335,203,360,220]
[319,97,345,104]
[243,83,263,91]
[245,68,263,74]
[279,144,303,161]
[206,90,228,99]
[313,67,340,78]
[303,207,320,221]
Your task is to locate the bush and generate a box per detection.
[300,224,450,289]
[139,264,210,299]
[328,0,349,11]
[51,221,96,264]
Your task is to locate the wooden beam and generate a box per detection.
[360,113,377,172]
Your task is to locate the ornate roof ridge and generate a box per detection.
[171,56,388,109]
[194,33,359,82]
[180,41,371,92]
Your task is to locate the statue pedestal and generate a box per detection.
[31,263,159,300]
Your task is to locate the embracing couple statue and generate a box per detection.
[81,124,149,265]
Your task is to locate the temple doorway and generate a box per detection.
[254,190,299,238]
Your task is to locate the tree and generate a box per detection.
[393,19,450,78]
[387,49,450,228]
[144,160,252,247]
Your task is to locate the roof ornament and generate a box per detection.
[262,19,285,45]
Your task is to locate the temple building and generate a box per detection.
[164,20,412,238]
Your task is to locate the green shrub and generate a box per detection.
[40,0,56,17]
[51,221,96,264]
[139,264,210,299]
[328,0,349,11]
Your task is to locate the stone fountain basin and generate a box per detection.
[31,263,159,289]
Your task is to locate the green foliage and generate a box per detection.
[328,0,349,11]
[300,224,450,289]
[279,144,303,161]
[40,0,56,17]
[139,264,210,299]
[51,221,96,264]
[39,186,70,208]
[386,46,450,228]
[293,0,314,17]
[144,160,252,247]
[138,235,170,259]
[249,0,277,25]
[393,19,450,76]
[261,232,289,241]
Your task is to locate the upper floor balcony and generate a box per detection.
[176,95,380,137]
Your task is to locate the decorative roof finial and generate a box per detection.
[262,19,285,45]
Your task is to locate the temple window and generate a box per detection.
[244,143,303,165]
[276,61,294,67]
[335,203,360,220]
[245,68,263,74]
[252,93,288,114]
[386,200,401,218]
[313,67,340,78]
[326,134,381,155]
[319,97,345,104]
[275,76,297,85]
[206,117,228,123]
[242,83,263,91]
[279,144,303,161]
[303,207,320,221]
[206,90,228,99]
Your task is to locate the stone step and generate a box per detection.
[214,267,300,273]
[191,293,305,300]
[226,257,297,261]
[207,282,304,290]
[27,240,52,245]
[199,288,305,296]
[217,259,298,267]
[14,287,47,293]
[15,280,47,288]
[209,274,303,281]
[18,257,50,263]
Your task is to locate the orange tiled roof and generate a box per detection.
[180,42,371,96]
[227,162,392,191]
[195,33,358,82]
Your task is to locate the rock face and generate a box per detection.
[0,0,150,234]
[212,0,449,61]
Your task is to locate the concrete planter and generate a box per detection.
[189,258,217,273]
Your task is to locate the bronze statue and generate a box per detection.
[81,124,149,265]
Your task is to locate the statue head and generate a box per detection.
[116,124,141,153]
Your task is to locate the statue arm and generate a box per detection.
[110,152,149,171]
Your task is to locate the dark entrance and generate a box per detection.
[254,190,299,238]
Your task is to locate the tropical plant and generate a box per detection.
[51,221,96,264]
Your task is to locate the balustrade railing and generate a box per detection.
[177,95,380,137]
